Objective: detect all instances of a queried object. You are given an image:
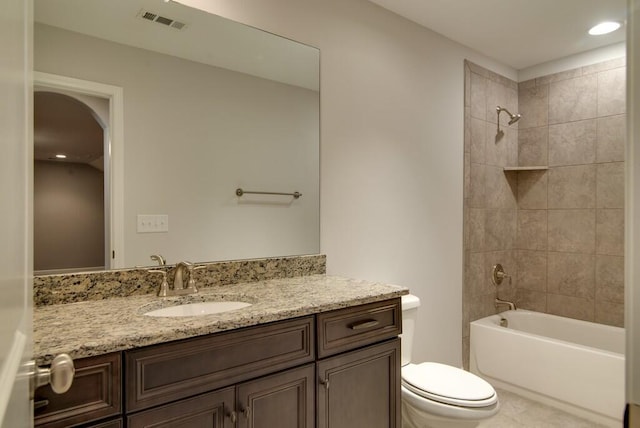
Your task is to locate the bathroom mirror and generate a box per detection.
[33,0,320,273]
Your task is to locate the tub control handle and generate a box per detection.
[350,320,379,330]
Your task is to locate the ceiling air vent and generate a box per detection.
[137,9,187,30]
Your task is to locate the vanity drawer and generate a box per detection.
[34,352,122,428]
[125,316,315,412]
[317,298,401,358]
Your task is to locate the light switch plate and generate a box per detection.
[137,214,169,233]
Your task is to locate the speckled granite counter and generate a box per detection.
[34,274,408,364]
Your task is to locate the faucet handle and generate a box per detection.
[148,269,170,297]
[150,254,166,266]
[492,264,510,286]
[185,265,206,293]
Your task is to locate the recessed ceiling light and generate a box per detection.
[55,154,67,159]
[588,21,621,36]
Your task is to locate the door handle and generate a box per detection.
[24,354,75,399]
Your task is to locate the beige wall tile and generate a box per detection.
[548,74,597,124]
[486,80,507,124]
[470,72,487,120]
[547,252,595,299]
[485,166,517,209]
[597,67,626,117]
[515,289,547,312]
[518,127,548,166]
[464,107,471,153]
[468,162,486,208]
[517,170,548,209]
[470,117,486,164]
[466,251,491,296]
[536,68,582,85]
[464,66,471,108]
[547,294,594,321]
[464,153,470,199]
[595,300,624,327]
[595,255,624,304]
[596,208,624,256]
[516,250,547,291]
[485,209,517,251]
[467,208,485,251]
[548,209,595,253]
[596,114,625,163]
[516,210,547,250]
[548,119,596,166]
[469,293,499,322]
[582,57,625,75]
[596,162,624,208]
[548,165,596,209]
[518,84,548,129]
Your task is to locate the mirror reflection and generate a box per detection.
[33,0,320,274]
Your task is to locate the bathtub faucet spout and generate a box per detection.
[495,297,516,311]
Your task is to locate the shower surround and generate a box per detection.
[462,58,626,368]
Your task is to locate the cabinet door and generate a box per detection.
[237,364,315,428]
[127,387,234,428]
[317,338,401,428]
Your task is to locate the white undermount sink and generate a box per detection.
[143,301,252,317]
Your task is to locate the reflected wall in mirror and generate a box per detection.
[33,0,320,273]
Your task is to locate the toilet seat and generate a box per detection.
[402,362,497,408]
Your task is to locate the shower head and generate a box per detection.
[496,106,521,126]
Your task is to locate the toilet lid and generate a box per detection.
[402,362,497,408]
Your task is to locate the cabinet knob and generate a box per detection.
[25,354,75,398]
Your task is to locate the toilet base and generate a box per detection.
[402,401,485,428]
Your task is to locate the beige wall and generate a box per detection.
[515,58,626,326]
[34,160,105,271]
[462,61,519,369]
[35,23,320,267]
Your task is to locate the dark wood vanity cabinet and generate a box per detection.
[34,352,121,428]
[36,298,401,428]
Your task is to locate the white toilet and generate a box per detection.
[401,294,499,428]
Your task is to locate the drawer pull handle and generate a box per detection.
[350,320,380,330]
[34,399,49,410]
[320,378,330,390]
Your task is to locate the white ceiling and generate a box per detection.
[366,0,627,71]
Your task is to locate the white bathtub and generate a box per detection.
[470,310,624,427]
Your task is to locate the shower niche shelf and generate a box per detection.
[503,166,548,171]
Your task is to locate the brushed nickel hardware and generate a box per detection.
[34,399,49,410]
[319,378,330,390]
[236,188,302,199]
[495,298,516,311]
[350,320,380,330]
[148,269,170,297]
[241,406,251,419]
[228,410,237,423]
[25,354,75,399]
[150,254,166,265]
[150,262,204,297]
[491,263,510,286]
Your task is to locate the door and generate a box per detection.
[236,364,315,428]
[316,339,401,428]
[0,0,33,426]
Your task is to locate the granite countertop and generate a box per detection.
[34,274,408,364]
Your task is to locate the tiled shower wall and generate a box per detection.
[462,58,626,368]
[515,58,625,327]
[463,61,519,368]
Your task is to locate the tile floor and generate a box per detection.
[478,388,609,427]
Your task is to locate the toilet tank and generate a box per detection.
[400,294,421,366]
